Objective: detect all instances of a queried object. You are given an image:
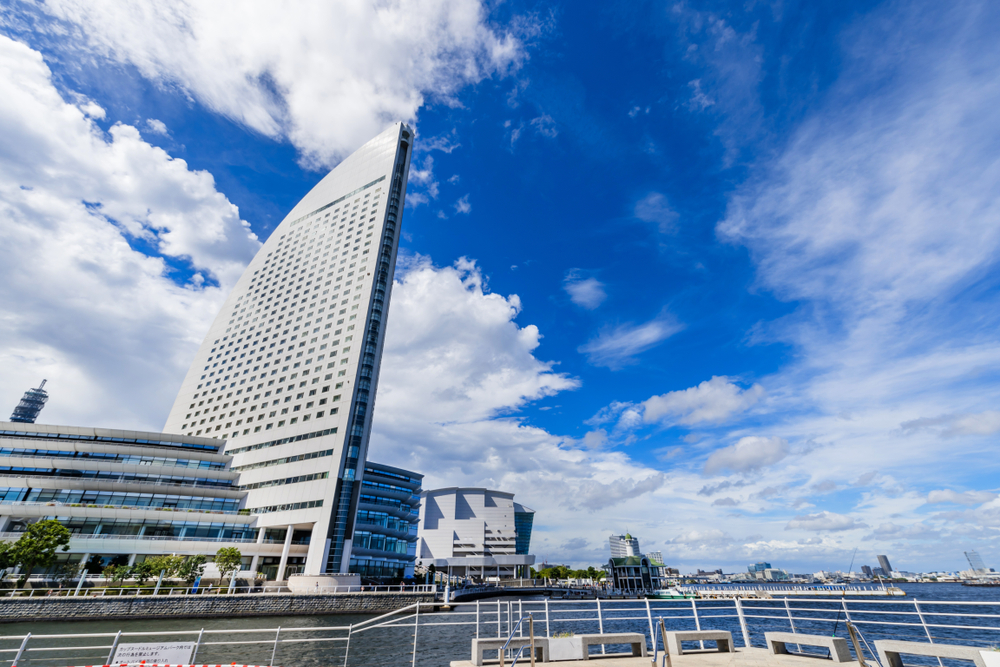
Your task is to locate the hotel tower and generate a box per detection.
[163,123,413,576]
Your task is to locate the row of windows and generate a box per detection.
[0,447,226,470]
[0,467,235,488]
[0,429,218,452]
[238,471,329,491]
[226,427,338,455]
[232,448,333,472]
[40,516,255,539]
[0,487,240,512]
[247,499,323,514]
[354,509,415,533]
[352,530,412,555]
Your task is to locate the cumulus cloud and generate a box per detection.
[563,270,607,310]
[0,35,258,427]
[703,436,789,475]
[634,192,678,233]
[144,118,168,135]
[578,314,683,369]
[28,0,533,167]
[926,489,997,506]
[785,511,867,532]
[643,376,764,426]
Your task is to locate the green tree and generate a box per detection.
[11,520,71,587]
[214,547,243,583]
[178,555,206,584]
[144,555,183,579]
[131,560,157,585]
[104,564,132,587]
[0,541,13,574]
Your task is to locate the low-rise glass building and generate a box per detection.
[0,422,308,579]
[349,461,422,580]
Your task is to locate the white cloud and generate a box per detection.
[368,256,671,557]
[454,194,471,214]
[926,490,997,506]
[901,411,1000,438]
[785,511,867,532]
[703,436,789,475]
[578,314,683,369]
[29,0,533,167]
[563,270,607,310]
[643,376,764,426]
[633,192,678,233]
[0,35,258,428]
[144,118,168,135]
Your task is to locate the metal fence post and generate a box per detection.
[11,633,31,667]
[106,629,122,664]
[519,600,524,637]
[914,600,944,667]
[412,601,420,667]
[646,598,655,653]
[784,598,800,653]
[734,597,751,648]
[498,599,502,638]
[74,569,89,597]
[476,599,481,638]
[270,626,281,667]
[343,623,352,667]
[692,598,705,649]
[597,598,605,654]
[191,627,205,664]
[545,598,551,637]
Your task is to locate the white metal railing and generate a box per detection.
[1,596,999,666]
[2,583,435,597]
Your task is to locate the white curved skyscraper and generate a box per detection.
[163,123,413,576]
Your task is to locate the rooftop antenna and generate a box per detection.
[10,379,49,423]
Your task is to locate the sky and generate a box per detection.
[1,0,999,574]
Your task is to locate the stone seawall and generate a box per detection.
[0,592,435,622]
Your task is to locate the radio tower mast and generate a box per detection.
[10,379,49,423]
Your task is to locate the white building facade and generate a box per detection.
[416,488,535,580]
[609,533,640,558]
[162,123,413,576]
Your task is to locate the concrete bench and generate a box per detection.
[664,630,734,656]
[577,633,647,659]
[766,632,852,662]
[471,637,549,666]
[875,640,988,667]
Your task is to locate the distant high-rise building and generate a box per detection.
[966,550,987,573]
[877,554,894,574]
[9,379,48,423]
[162,123,414,576]
[610,533,640,558]
[861,565,873,578]
[873,567,887,577]
[646,550,664,565]
[749,561,772,573]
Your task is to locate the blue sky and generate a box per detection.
[2,0,999,573]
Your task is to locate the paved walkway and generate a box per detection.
[451,646,864,667]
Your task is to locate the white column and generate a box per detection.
[276,525,294,581]
[249,527,265,573]
[127,554,137,566]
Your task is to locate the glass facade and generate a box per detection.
[349,461,422,580]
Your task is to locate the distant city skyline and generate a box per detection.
[2,0,999,572]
